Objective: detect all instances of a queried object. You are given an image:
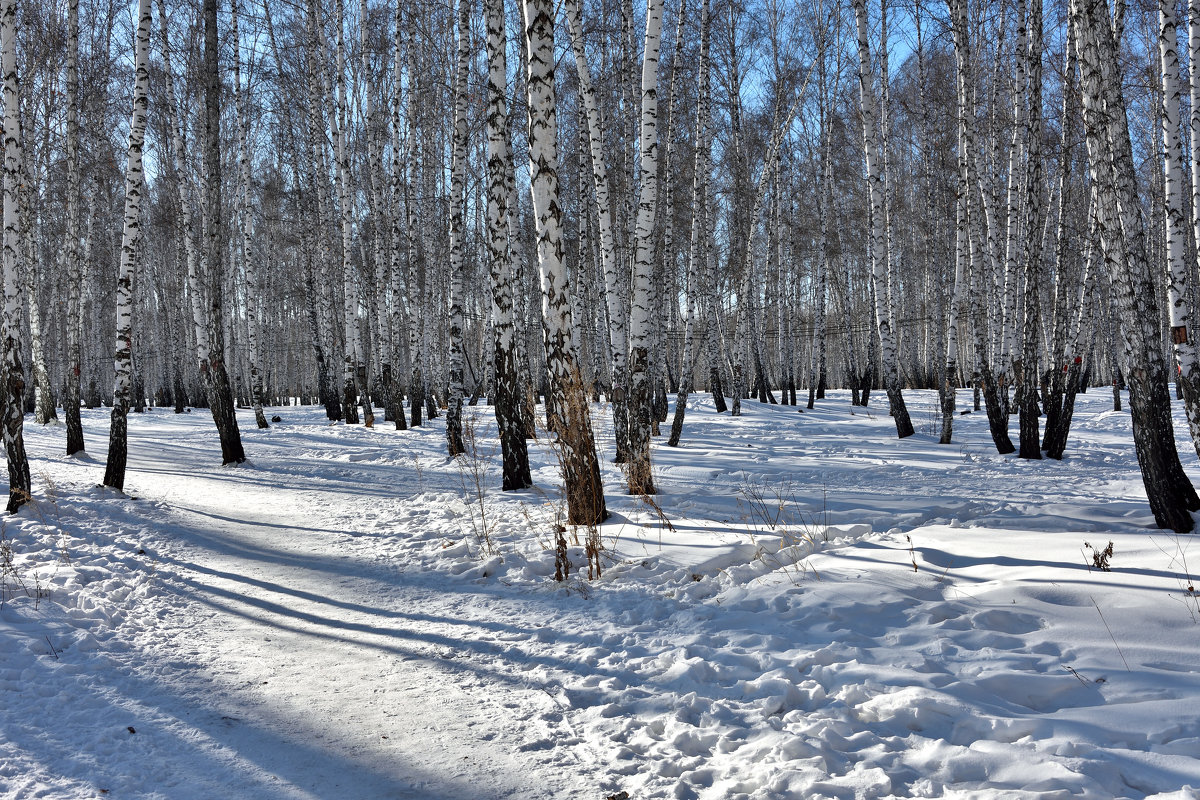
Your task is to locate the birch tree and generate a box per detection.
[626,0,665,495]
[23,195,52,425]
[1189,0,1200,409]
[386,0,409,431]
[809,1,836,412]
[949,0,1015,454]
[944,0,974,445]
[64,0,84,455]
[668,0,711,447]
[444,0,469,457]
[999,0,1030,413]
[201,0,246,464]
[102,0,152,492]
[564,0,632,463]
[1041,10,1080,458]
[0,0,27,511]
[330,0,370,427]
[1073,0,1199,531]
[1160,0,1200,456]
[1017,0,1044,460]
[358,0,392,428]
[231,0,268,430]
[485,0,532,488]
[404,2,425,429]
[853,0,913,439]
[521,0,607,535]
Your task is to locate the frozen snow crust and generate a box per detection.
[2,389,1200,799]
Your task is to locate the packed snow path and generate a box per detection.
[7,413,622,799]
[121,437,602,799]
[4,392,1200,798]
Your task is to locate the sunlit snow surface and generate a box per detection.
[2,389,1200,799]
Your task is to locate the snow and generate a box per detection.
[3,389,1200,799]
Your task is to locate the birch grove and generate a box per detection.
[0,0,1196,538]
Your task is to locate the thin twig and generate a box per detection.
[1090,595,1130,671]
[1064,665,1089,685]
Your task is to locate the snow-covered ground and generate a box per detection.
[3,388,1200,799]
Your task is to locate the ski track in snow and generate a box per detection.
[3,389,1200,799]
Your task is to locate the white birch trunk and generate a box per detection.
[668,0,711,446]
[657,0,687,417]
[521,0,607,533]
[355,0,390,421]
[1042,31,1083,459]
[327,0,368,426]
[404,4,425,428]
[626,0,664,494]
[1162,0,1200,456]
[852,0,912,438]
[387,0,409,431]
[506,108,537,436]
[944,0,974,444]
[1000,0,1029,395]
[1017,0,1044,460]
[949,0,1016,454]
[445,0,469,457]
[22,191,52,425]
[199,0,245,465]
[102,0,153,492]
[290,2,341,419]
[1189,0,1200,335]
[156,0,206,379]
[1073,0,1198,531]
[0,0,26,510]
[64,0,84,454]
[486,0,531,488]
[231,0,268,430]
[879,0,900,398]
[563,0,632,463]
[811,2,835,408]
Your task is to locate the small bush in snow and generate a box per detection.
[1084,541,1114,572]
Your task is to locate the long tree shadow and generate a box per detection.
[7,620,475,800]
[846,539,1194,592]
[151,535,643,688]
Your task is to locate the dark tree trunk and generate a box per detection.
[1045,359,1082,459]
[102,408,127,491]
[410,368,424,427]
[710,365,727,413]
[1072,0,1197,531]
[202,0,245,466]
[979,363,1016,453]
[173,368,185,413]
